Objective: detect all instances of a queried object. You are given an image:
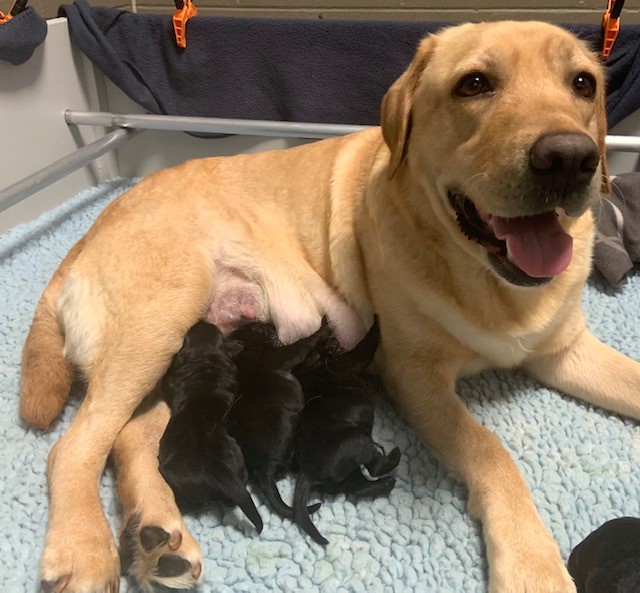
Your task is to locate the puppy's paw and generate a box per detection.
[324,300,367,351]
[120,513,202,592]
[40,518,120,593]
[489,541,576,593]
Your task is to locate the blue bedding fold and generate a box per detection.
[58,1,640,131]
[0,180,639,591]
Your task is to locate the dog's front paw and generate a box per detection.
[489,543,576,593]
[40,518,120,593]
[120,513,202,592]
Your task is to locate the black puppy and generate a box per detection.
[226,321,326,519]
[293,318,401,545]
[568,517,640,593]
[158,321,263,532]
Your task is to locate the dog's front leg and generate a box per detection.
[382,351,576,593]
[523,326,640,420]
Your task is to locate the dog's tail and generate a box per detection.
[225,471,264,533]
[366,445,402,477]
[259,475,321,520]
[293,476,328,546]
[20,269,74,429]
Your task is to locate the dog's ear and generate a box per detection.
[381,36,436,179]
[595,69,611,195]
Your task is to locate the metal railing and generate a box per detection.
[2,109,640,213]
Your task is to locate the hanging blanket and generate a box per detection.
[58,1,640,129]
[0,7,47,65]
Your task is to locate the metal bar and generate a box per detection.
[65,110,371,139]
[65,110,640,152]
[603,135,640,152]
[0,128,136,214]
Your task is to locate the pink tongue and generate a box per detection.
[487,212,573,278]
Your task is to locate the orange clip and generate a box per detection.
[1,0,28,23]
[601,0,621,59]
[173,0,197,49]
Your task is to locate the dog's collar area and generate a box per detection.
[447,192,559,287]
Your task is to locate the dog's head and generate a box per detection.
[381,21,608,287]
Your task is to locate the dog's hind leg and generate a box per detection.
[39,270,210,593]
[114,396,203,592]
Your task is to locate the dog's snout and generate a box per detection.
[529,132,600,194]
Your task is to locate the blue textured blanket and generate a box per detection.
[0,179,638,592]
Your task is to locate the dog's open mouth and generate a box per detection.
[448,192,573,287]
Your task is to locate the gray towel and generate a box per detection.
[592,173,640,286]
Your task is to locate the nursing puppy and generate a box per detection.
[20,22,640,593]
[158,322,263,532]
[225,321,326,519]
[293,318,401,545]
[568,517,640,593]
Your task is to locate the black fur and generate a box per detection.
[158,321,263,532]
[292,317,401,545]
[226,321,327,519]
[568,517,640,593]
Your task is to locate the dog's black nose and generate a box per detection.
[529,132,600,194]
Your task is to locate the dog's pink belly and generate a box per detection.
[205,273,264,335]
[205,291,259,334]
[204,271,365,348]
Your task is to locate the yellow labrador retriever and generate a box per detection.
[21,21,640,593]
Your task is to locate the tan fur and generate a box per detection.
[20,21,639,593]
[112,395,202,591]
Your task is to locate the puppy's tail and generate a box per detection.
[225,470,264,533]
[259,476,321,520]
[293,476,328,546]
[20,273,73,429]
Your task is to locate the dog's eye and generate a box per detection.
[454,72,494,97]
[572,72,596,99]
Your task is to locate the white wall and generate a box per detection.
[0,19,120,233]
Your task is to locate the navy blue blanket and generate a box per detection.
[59,1,640,129]
[0,7,47,65]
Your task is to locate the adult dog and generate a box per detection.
[20,21,640,593]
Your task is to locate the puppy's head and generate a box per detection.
[381,21,608,287]
[228,322,280,353]
[164,321,239,399]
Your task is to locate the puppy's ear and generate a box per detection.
[595,67,611,195]
[381,36,436,179]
